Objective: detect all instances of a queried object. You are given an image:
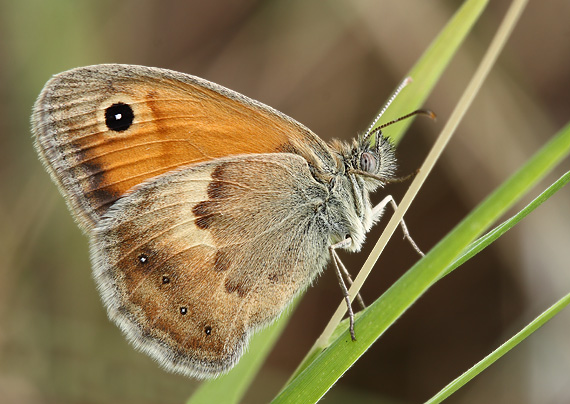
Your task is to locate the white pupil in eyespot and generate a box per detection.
[114,113,122,120]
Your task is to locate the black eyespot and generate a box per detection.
[180,307,188,315]
[204,326,212,336]
[105,102,134,132]
[360,152,378,173]
[162,275,170,284]
[138,254,148,264]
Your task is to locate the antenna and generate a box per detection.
[364,76,413,139]
[366,109,436,140]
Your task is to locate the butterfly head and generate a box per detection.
[334,129,397,190]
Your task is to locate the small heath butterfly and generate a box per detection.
[32,64,427,378]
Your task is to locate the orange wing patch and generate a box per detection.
[32,65,331,232]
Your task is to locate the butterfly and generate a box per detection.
[32,64,427,378]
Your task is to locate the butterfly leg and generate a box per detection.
[331,246,366,309]
[329,237,365,341]
[372,195,424,256]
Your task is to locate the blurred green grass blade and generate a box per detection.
[187,305,293,404]
[378,0,489,144]
[272,118,570,403]
[425,292,570,404]
[440,170,570,280]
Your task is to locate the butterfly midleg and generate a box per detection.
[372,195,424,256]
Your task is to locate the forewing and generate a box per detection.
[91,154,331,378]
[32,64,333,232]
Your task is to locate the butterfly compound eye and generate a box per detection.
[105,102,134,132]
[360,152,378,173]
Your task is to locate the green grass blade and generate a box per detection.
[440,170,570,280]
[272,117,570,403]
[424,292,570,404]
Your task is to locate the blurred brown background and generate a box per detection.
[1,1,569,403]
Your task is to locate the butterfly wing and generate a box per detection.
[91,153,331,378]
[32,64,335,232]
